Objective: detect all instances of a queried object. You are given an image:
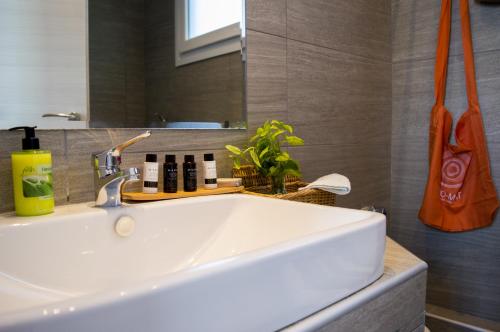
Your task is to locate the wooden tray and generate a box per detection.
[122,186,245,201]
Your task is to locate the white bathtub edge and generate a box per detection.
[284,260,428,332]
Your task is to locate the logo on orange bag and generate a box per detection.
[440,148,472,203]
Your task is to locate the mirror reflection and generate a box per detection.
[0,0,246,130]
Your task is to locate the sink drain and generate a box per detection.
[115,215,135,237]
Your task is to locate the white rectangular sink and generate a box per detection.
[0,194,385,332]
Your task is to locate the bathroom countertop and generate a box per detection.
[285,237,428,332]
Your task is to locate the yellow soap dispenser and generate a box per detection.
[9,126,54,216]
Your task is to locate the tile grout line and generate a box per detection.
[285,36,391,65]
[393,47,500,66]
[389,0,394,227]
[285,0,289,127]
[63,129,70,202]
[246,27,285,40]
[118,140,389,155]
[246,30,391,65]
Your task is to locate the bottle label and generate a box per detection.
[166,170,177,179]
[21,165,53,199]
[164,169,178,193]
[185,168,197,180]
[203,161,217,180]
[184,167,197,191]
[143,163,159,182]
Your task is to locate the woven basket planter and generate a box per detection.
[232,165,336,207]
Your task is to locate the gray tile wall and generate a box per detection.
[250,0,392,209]
[391,0,500,322]
[89,0,147,128]
[1,0,391,214]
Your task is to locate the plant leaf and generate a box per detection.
[285,136,304,146]
[225,145,242,155]
[249,149,262,167]
[246,121,302,179]
[271,130,285,140]
[275,152,290,162]
[263,121,271,133]
[283,124,293,133]
[233,157,241,169]
[259,146,269,159]
[256,138,269,150]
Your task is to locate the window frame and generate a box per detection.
[175,0,244,67]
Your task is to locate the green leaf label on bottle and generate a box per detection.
[21,165,53,198]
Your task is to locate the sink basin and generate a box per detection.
[0,194,385,332]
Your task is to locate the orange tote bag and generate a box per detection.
[419,0,499,232]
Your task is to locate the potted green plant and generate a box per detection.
[226,120,304,194]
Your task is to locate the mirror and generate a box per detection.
[0,0,246,130]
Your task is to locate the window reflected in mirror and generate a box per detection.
[0,0,246,129]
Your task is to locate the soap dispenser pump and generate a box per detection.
[9,126,54,216]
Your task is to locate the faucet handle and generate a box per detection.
[111,130,151,157]
[93,131,151,179]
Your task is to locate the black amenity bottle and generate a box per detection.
[183,155,197,192]
[163,154,177,193]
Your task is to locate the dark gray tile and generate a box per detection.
[246,30,288,131]
[287,0,391,61]
[89,0,145,128]
[246,0,286,37]
[66,152,97,204]
[392,50,500,142]
[425,316,474,332]
[392,0,500,63]
[125,103,147,128]
[289,142,390,210]
[148,52,244,125]
[105,129,247,153]
[426,304,500,331]
[287,39,391,146]
[65,129,114,155]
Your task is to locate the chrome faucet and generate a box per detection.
[92,131,151,207]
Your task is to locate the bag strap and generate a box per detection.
[434,0,479,108]
[460,0,479,108]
